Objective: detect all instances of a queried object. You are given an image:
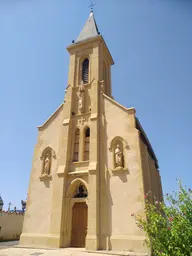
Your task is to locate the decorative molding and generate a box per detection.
[127,108,136,115]
[39,174,52,181]
[66,178,89,198]
[99,80,105,94]
[68,170,89,176]
[88,161,97,174]
[57,165,66,177]
[108,136,130,171]
[68,161,89,173]
[111,167,129,173]
[63,119,70,126]
[71,160,89,165]
[40,147,56,160]
[78,116,86,126]
[40,147,55,177]
[90,113,97,121]
[71,198,88,207]
[109,136,129,152]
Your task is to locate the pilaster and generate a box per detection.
[49,84,73,244]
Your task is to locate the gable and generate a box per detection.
[38,103,63,131]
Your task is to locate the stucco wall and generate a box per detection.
[0,212,24,241]
[103,96,145,240]
[148,154,163,202]
[139,131,163,203]
[22,105,63,235]
[139,138,152,198]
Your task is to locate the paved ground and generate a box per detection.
[0,241,19,250]
[0,241,148,256]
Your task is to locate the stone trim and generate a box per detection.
[90,113,97,120]
[103,93,136,114]
[88,161,97,173]
[39,174,52,181]
[68,170,89,176]
[67,35,114,65]
[57,165,66,177]
[111,167,129,174]
[63,118,70,126]
[38,103,63,131]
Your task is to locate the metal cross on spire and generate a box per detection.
[89,0,96,12]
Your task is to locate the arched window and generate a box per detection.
[73,128,80,162]
[84,127,90,161]
[82,58,89,83]
[74,184,88,198]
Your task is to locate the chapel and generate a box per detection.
[20,11,163,253]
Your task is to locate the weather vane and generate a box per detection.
[89,0,96,11]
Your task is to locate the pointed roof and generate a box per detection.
[76,11,100,43]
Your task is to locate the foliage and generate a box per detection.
[133,180,192,256]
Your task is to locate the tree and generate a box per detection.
[132,181,192,256]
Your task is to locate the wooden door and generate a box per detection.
[71,202,88,247]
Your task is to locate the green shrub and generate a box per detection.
[133,180,192,256]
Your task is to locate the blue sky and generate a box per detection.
[0,0,191,210]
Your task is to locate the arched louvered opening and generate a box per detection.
[82,58,89,84]
[83,127,90,161]
[73,128,80,162]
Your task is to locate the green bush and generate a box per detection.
[133,180,192,256]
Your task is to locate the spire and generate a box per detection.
[75,11,100,43]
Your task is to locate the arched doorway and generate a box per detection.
[68,181,88,248]
[71,202,88,247]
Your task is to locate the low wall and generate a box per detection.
[0,211,24,241]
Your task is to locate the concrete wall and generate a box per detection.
[0,212,24,241]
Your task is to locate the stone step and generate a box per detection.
[87,250,149,256]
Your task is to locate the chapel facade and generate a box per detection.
[20,11,163,253]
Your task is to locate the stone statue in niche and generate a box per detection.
[43,153,51,175]
[78,80,85,113]
[114,144,123,168]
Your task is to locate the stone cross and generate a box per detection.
[89,0,96,11]
[78,117,86,125]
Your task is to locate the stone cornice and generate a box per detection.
[103,93,136,114]
[67,35,114,65]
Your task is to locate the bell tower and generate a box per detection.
[52,10,114,250]
[67,10,114,101]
